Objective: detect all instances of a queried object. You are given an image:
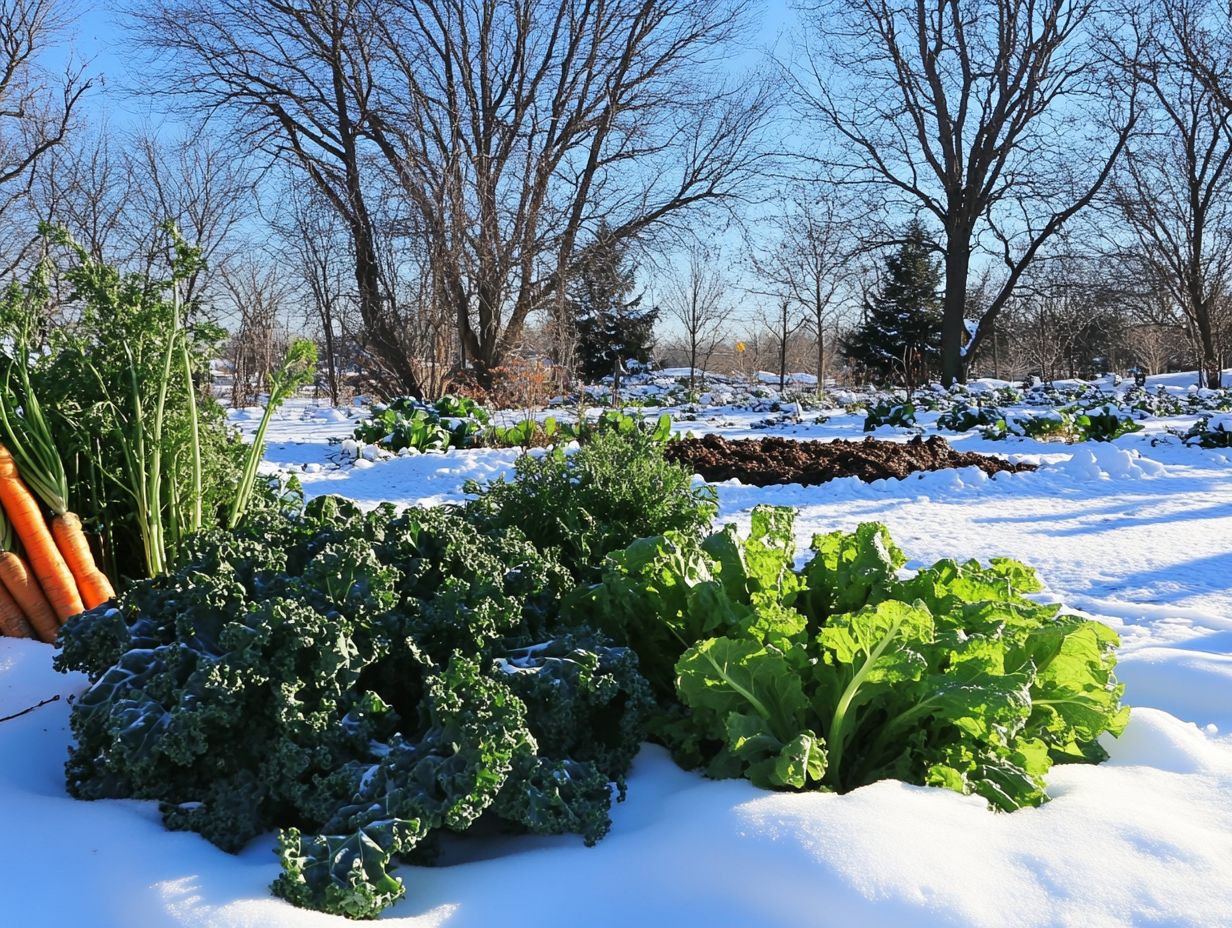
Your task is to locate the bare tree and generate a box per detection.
[1004,261,1127,380]
[137,0,770,389]
[30,126,257,319]
[123,132,257,307]
[375,227,458,401]
[795,0,1138,385]
[662,245,735,394]
[0,0,91,273]
[1110,0,1232,388]
[363,0,771,382]
[135,0,426,394]
[220,259,293,406]
[271,182,355,405]
[1005,287,1089,383]
[749,189,857,393]
[32,127,128,263]
[757,298,807,392]
[1124,321,1184,374]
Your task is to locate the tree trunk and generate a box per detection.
[940,243,971,386]
[991,318,999,381]
[321,303,340,405]
[1195,306,1222,388]
[817,322,826,397]
[688,332,698,396]
[779,321,787,393]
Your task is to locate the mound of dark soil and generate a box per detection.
[663,434,1034,487]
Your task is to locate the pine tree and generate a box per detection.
[843,220,942,389]
[571,224,658,385]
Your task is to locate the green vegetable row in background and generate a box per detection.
[869,395,1143,442]
[351,398,673,453]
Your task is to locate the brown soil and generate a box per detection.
[663,434,1035,487]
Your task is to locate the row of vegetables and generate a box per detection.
[54,428,1130,919]
[863,393,1230,445]
[348,394,674,456]
[352,382,1232,462]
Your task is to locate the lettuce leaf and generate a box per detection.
[591,508,1130,811]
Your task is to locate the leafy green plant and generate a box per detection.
[351,394,492,455]
[981,409,1073,442]
[582,506,1128,808]
[993,386,1024,404]
[57,497,652,919]
[863,398,917,431]
[480,415,563,448]
[577,410,674,444]
[13,225,244,583]
[353,401,447,453]
[1123,386,1185,417]
[472,410,673,450]
[1070,404,1143,442]
[1182,414,1232,448]
[465,428,715,581]
[433,393,490,421]
[936,402,1003,433]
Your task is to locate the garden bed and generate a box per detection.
[664,434,1035,486]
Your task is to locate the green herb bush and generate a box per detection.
[465,428,716,580]
[0,228,246,583]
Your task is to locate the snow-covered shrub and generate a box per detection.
[936,402,1003,433]
[863,398,917,431]
[1182,413,1232,448]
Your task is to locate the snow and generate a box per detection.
[4,387,1232,927]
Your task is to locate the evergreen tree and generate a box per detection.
[843,220,943,389]
[571,224,658,384]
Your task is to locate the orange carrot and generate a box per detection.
[0,551,58,642]
[0,448,84,623]
[0,579,33,638]
[51,513,115,609]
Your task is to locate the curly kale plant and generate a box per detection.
[465,428,716,580]
[582,506,1128,810]
[56,496,652,919]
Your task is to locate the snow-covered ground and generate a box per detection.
[3,376,1231,927]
